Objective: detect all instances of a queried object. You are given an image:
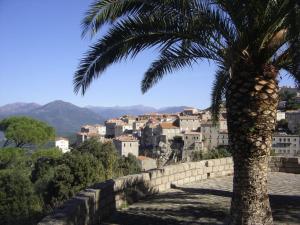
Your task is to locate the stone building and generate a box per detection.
[121,115,137,126]
[114,123,133,137]
[286,110,300,133]
[113,135,139,157]
[182,131,203,160]
[141,121,160,149]
[272,133,300,156]
[81,124,106,136]
[157,122,181,144]
[105,119,123,137]
[76,132,106,144]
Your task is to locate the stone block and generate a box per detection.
[190,176,196,183]
[155,177,162,186]
[213,159,221,166]
[183,177,190,184]
[205,160,214,167]
[205,167,213,173]
[178,179,184,185]
[169,174,175,182]
[189,162,196,169]
[161,176,169,184]
[220,158,227,165]
[197,168,204,175]
[186,170,192,177]
[226,157,233,164]
[192,169,197,176]
[183,163,190,171]
[213,166,220,172]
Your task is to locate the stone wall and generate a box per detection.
[269,156,300,174]
[38,157,233,225]
[38,157,299,225]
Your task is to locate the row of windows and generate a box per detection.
[123,143,134,147]
[276,149,297,153]
[273,138,298,142]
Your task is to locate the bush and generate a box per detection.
[0,169,42,225]
[191,147,232,161]
[118,153,141,176]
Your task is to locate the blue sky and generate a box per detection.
[0,0,295,109]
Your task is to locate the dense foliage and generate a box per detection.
[0,138,141,225]
[191,147,232,162]
[0,117,55,147]
[279,90,300,110]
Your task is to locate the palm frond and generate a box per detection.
[141,43,219,93]
[75,13,221,95]
[211,66,229,124]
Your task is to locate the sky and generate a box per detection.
[0,0,296,109]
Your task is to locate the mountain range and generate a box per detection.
[0,101,193,137]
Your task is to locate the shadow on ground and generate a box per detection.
[103,186,300,225]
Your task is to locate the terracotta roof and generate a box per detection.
[56,137,69,141]
[179,116,199,120]
[114,135,138,142]
[159,122,179,129]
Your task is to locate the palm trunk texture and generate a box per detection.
[226,64,279,225]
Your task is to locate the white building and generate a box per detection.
[55,137,70,153]
[272,133,300,156]
[113,135,139,157]
[178,116,201,132]
[276,111,286,121]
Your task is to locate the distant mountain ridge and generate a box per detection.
[0,101,196,138]
[86,105,191,118]
[0,101,104,136]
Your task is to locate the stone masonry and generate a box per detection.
[38,157,300,225]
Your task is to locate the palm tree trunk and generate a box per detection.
[226,64,279,225]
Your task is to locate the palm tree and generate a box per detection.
[74,1,299,224]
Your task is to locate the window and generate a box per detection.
[123,143,126,147]
[130,143,132,147]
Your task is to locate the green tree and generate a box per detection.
[0,169,42,225]
[76,138,119,179]
[31,148,63,162]
[0,117,55,147]
[44,152,105,208]
[73,1,299,224]
[0,148,29,170]
[119,153,141,176]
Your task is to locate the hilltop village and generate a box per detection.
[53,86,300,170]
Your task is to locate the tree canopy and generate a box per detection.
[0,117,55,147]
